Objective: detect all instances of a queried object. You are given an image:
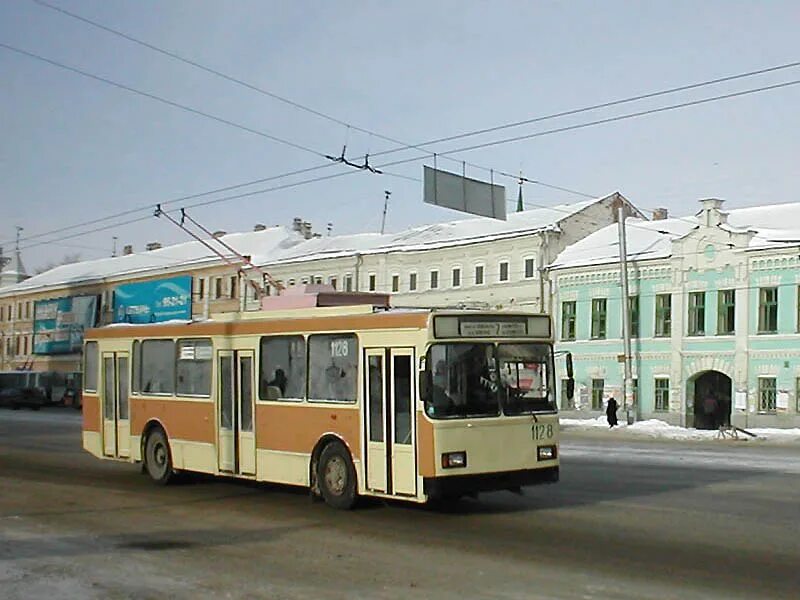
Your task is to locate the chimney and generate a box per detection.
[652,208,668,221]
[302,221,313,240]
[212,230,226,238]
[253,224,266,232]
[123,245,133,256]
[292,217,303,233]
[145,242,162,251]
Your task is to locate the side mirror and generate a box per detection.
[419,371,430,401]
[566,378,575,401]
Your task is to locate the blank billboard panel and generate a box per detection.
[423,166,506,221]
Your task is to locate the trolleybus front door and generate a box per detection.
[364,348,417,497]
[101,352,130,458]
[217,350,256,475]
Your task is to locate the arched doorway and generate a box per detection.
[690,371,732,430]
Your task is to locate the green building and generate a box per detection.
[551,198,800,429]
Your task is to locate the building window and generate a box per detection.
[655,294,671,337]
[391,274,399,293]
[451,267,461,288]
[628,295,639,338]
[25,302,30,319]
[717,289,735,335]
[409,272,417,291]
[560,379,574,410]
[688,291,705,336]
[591,379,604,410]
[758,287,778,333]
[368,274,377,292]
[22,336,28,355]
[17,303,22,319]
[654,378,669,412]
[561,301,576,341]
[344,275,353,292]
[524,257,535,279]
[288,278,296,287]
[214,277,223,299]
[230,276,238,299]
[474,265,484,285]
[329,276,337,290]
[591,298,607,339]
[758,377,776,413]
[499,261,509,282]
[198,278,205,300]
[429,270,439,290]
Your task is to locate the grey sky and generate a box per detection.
[2,0,799,271]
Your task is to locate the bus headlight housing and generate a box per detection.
[537,445,557,461]
[442,451,467,469]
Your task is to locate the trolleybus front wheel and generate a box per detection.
[144,428,174,485]
[317,442,357,510]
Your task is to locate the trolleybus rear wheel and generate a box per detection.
[318,442,357,510]
[144,428,174,485]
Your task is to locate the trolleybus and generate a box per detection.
[81,299,572,508]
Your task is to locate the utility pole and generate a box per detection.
[380,190,391,235]
[112,236,118,258]
[615,196,635,424]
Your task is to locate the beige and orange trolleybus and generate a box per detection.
[81,296,571,509]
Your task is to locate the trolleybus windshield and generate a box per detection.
[423,342,555,419]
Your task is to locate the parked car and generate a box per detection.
[0,385,47,410]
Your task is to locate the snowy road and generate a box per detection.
[1,409,798,599]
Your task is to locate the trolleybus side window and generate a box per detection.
[176,339,213,397]
[260,335,306,401]
[84,341,98,392]
[132,340,141,394]
[308,334,358,403]
[140,339,175,395]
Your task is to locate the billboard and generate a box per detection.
[423,165,507,220]
[113,275,193,324]
[34,295,99,354]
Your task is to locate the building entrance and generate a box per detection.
[690,371,732,430]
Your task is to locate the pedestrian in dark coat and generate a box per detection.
[606,397,619,428]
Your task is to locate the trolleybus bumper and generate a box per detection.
[423,466,559,498]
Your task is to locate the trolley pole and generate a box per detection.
[380,190,391,235]
[615,197,635,424]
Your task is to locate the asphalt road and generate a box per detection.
[1,409,798,600]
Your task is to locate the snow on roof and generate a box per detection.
[0,226,303,297]
[262,197,605,266]
[552,201,800,270]
[1,195,612,296]
[550,217,696,269]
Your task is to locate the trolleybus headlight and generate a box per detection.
[442,451,467,469]
[537,445,557,461]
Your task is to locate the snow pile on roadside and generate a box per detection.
[560,417,800,443]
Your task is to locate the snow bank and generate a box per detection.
[560,418,800,443]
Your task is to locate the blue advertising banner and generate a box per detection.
[34,295,99,354]
[113,275,193,324]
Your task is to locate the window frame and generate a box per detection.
[307,333,359,404]
[498,261,510,282]
[717,289,736,335]
[175,338,213,398]
[757,377,777,413]
[408,271,417,292]
[688,291,706,336]
[758,287,778,334]
[474,264,485,286]
[655,293,672,337]
[591,379,604,410]
[561,300,576,341]
[368,273,377,292]
[259,334,307,402]
[628,295,639,338]
[524,257,536,279]
[591,298,607,340]
[654,377,669,412]
[451,267,461,288]
[429,269,439,290]
[391,274,400,293]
